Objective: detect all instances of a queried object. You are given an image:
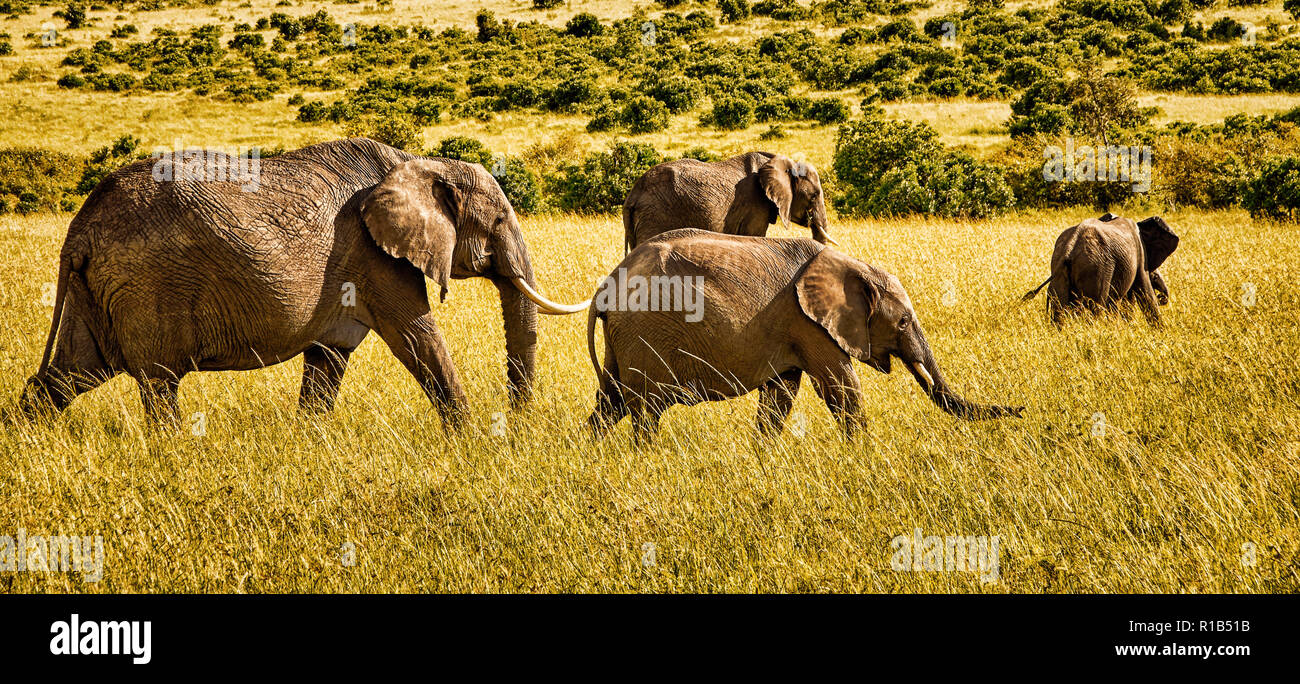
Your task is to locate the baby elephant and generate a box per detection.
[586,229,1023,441]
[1022,213,1178,325]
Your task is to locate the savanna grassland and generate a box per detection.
[0,0,1299,593]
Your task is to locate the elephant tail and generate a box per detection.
[1022,228,1085,303]
[37,252,75,374]
[1020,269,1057,302]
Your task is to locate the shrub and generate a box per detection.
[719,0,752,22]
[0,147,82,215]
[344,112,423,152]
[434,136,492,164]
[621,95,671,134]
[832,117,1014,218]
[565,12,603,37]
[1243,156,1300,220]
[1207,17,1244,42]
[807,98,850,125]
[550,141,662,213]
[532,0,564,8]
[705,96,755,130]
[55,2,86,30]
[76,134,142,195]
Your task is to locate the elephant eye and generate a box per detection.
[898,315,910,329]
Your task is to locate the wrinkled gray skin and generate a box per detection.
[1022,213,1179,326]
[622,152,832,252]
[19,138,585,426]
[587,229,1023,441]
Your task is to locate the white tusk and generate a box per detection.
[824,234,839,246]
[912,362,934,389]
[511,278,590,315]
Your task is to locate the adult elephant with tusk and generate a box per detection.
[622,151,836,253]
[586,229,1023,441]
[19,138,589,427]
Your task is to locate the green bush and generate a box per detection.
[807,98,850,125]
[1243,156,1300,220]
[532,0,564,9]
[705,96,755,130]
[719,0,752,22]
[344,112,423,152]
[76,134,142,195]
[565,12,603,37]
[620,95,671,134]
[832,117,1014,218]
[0,148,81,214]
[549,141,662,214]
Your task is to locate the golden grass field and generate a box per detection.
[1,207,1297,593]
[1,1,1298,593]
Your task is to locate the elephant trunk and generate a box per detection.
[489,223,590,407]
[808,205,836,246]
[906,327,1022,420]
[494,274,538,408]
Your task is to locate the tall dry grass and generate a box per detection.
[0,208,1295,592]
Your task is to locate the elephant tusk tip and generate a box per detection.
[539,299,591,315]
[511,277,589,315]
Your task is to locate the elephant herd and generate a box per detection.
[18,138,1179,441]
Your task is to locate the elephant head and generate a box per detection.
[361,157,588,406]
[1137,216,1177,306]
[795,249,1022,420]
[759,155,834,245]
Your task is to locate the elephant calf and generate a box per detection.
[1022,213,1179,325]
[622,152,834,252]
[586,229,1023,440]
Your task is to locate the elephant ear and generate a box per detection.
[361,159,462,301]
[759,156,794,228]
[1137,216,1179,271]
[794,250,878,362]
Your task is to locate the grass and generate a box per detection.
[0,207,1296,593]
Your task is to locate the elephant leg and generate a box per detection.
[373,312,468,428]
[588,349,626,438]
[628,396,665,444]
[137,372,182,427]
[1093,258,1116,313]
[1129,271,1162,328]
[21,368,115,419]
[808,361,864,440]
[756,369,802,437]
[299,344,353,412]
[1046,265,1071,326]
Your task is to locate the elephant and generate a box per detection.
[621,151,834,253]
[585,229,1023,441]
[19,138,588,426]
[1021,213,1178,325]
